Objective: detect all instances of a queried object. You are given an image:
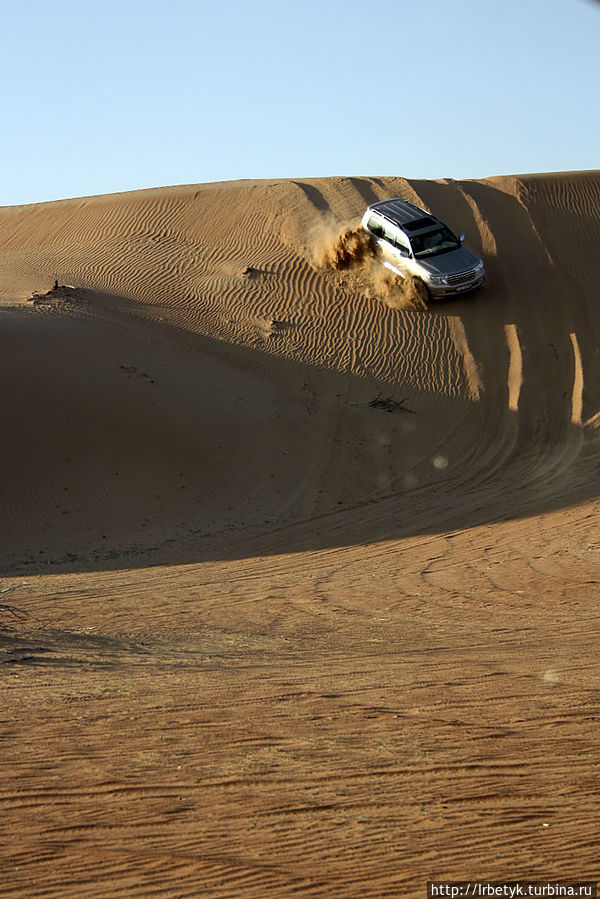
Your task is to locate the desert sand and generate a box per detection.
[1,172,599,896]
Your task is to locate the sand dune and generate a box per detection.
[1,172,599,896]
[1,171,599,572]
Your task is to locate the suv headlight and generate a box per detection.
[474,260,484,274]
[428,274,448,286]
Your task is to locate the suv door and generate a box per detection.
[380,222,412,277]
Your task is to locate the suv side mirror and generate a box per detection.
[459,233,465,244]
[399,246,411,258]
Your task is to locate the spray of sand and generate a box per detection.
[368,265,429,311]
[311,216,428,311]
[312,218,375,271]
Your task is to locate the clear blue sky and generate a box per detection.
[1,0,599,205]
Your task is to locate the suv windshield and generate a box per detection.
[410,227,460,259]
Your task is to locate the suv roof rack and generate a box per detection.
[368,198,437,231]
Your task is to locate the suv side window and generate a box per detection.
[394,232,411,253]
[383,224,401,247]
[382,222,410,254]
[367,215,384,237]
[382,222,398,244]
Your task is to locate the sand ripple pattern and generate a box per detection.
[0,172,599,574]
[0,179,475,397]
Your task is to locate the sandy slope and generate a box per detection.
[1,173,599,896]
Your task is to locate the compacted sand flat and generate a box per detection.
[1,173,599,896]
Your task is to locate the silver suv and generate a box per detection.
[361,198,485,299]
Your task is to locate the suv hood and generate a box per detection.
[416,246,481,276]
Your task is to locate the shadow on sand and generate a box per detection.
[1,266,597,579]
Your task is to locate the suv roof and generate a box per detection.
[368,198,438,233]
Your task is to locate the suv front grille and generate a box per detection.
[447,268,477,286]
